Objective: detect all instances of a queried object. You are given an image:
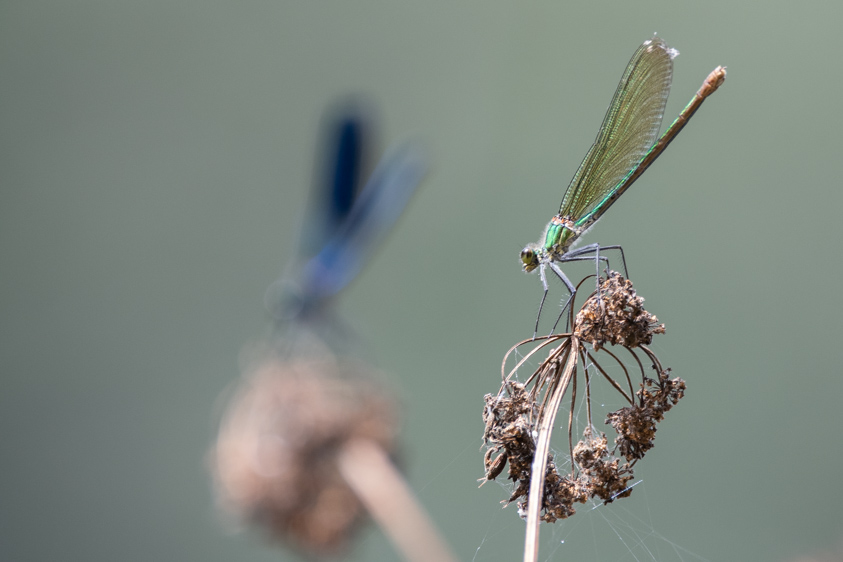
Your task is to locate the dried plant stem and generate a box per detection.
[586,350,634,404]
[523,336,580,562]
[336,439,457,562]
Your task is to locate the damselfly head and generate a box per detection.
[520,245,540,272]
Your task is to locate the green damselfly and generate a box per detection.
[520,36,725,334]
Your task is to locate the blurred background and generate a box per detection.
[2,1,842,561]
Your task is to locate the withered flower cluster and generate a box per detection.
[481,272,685,522]
[483,382,587,522]
[483,384,635,522]
[572,428,634,504]
[607,368,686,461]
[574,271,665,350]
[213,356,399,556]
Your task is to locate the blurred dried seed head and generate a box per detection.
[213,356,400,557]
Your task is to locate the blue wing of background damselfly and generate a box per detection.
[270,107,426,330]
[560,37,675,226]
[294,109,370,264]
[298,141,426,302]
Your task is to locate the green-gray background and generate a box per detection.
[3,2,841,561]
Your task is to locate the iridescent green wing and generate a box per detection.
[559,37,675,226]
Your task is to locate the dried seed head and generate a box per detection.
[482,384,612,521]
[212,356,400,557]
[537,466,589,522]
[607,369,686,461]
[484,272,681,523]
[573,429,633,503]
[482,382,537,487]
[574,272,665,350]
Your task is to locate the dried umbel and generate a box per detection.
[483,382,589,523]
[482,272,684,524]
[482,382,537,487]
[573,428,633,503]
[607,368,686,461]
[213,356,400,557]
[574,271,665,350]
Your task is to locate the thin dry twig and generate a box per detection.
[337,439,458,562]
